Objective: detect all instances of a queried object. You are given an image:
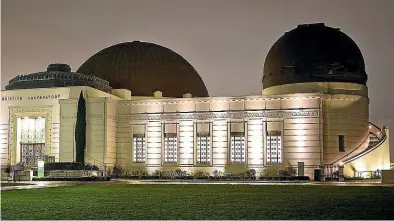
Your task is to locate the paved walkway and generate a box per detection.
[115,179,394,187]
[0,181,86,191]
[1,179,393,191]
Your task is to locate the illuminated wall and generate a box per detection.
[247,119,264,166]
[1,82,386,180]
[59,86,123,167]
[146,121,162,166]
[116,93,323,177]
[344,127,391,177]
[178,120,194,166]
[212,120,228,166]
[263,82,369,166]
[0,87,71,166]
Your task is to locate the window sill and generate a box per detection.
[195,163,212,167]
[162,163,178,167]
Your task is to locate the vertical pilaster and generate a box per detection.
[146,121,162,166]
[212,120,227,166]
[178,120,194,166]
[247,119,264,166]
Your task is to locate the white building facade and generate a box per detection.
[0,23,391,178]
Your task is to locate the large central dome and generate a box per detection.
[77,41,209,97]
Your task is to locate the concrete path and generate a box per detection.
[1,179,393,191]
[0,181,86,191]
[115,179,394,187]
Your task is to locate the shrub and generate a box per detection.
[258,176,309,181]
[4,165,11,174]
[213,170,220,178]
[261,165,282,177]
[44,162,85,171]
[194,171,209,179]
[278,166,296,177]
[32,177,110,181]
[261,163,296,177]
[247,169,256,177]
[111,165,123,176]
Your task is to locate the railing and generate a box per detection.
[324,164,339,181]
[85,155,107,176]
[331,123,386,165]
[343,126,387,164]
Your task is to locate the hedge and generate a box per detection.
[111,175,309,181]
[32,176,110,181]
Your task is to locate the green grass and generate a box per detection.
[1,182,31,187]
[1,183,394,220]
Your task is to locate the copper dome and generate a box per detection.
[77,41,209,97]
[263,23,367,89]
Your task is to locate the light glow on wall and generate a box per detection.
[293,123,307,130]
[147,137,161,143]
[213,120,227,165]
[294,130,307,136]
[179,121,194,165]
[296,136,307,141]
[248,119,264,165]
[146,121,162,166]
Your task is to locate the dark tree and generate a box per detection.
[75,91,86,164]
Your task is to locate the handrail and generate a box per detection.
[343,131,387,163]
[368,123,383,139]
[85,155,108,176]
[85,155,106,168]
[330,123,384,165]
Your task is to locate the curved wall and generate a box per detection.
[344,127,390,177]
[263,82,369,165]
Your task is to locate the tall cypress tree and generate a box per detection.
[75,91,86,164]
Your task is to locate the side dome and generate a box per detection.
[262,23,367,89]
[5,63,112,93]
[77,41,209,97]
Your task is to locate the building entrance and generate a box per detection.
[20,143,45,165]
[17,117,46,165]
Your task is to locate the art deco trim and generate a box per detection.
[61,114,118,120]
[116,95,322,106]
[61,115,76,120]
[323,112,368,119]
[59,100,77,105]
[8,107,53,163]
[117,110,319,121]
[107,115,117,121]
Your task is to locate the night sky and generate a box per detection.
[2,0,393,160]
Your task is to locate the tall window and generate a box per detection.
[231,132,246,163]
[18,117,46,165]
[267,131,282,164]
[197,133,210,164]
[338,135,345,152]
[19,117,45,144]
[164,133,177,163]
[133,134,146,163]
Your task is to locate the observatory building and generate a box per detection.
[0,23,391,178]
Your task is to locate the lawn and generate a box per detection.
[1,183,394,220]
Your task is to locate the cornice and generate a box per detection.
[117,110,319,121]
